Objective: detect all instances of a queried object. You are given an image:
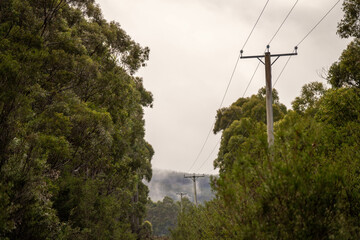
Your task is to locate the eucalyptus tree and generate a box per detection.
[0,0,153,239]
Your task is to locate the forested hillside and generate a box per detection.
[171,0,360,239]
[145,196,192,238]
[0,0,153,239]
[147,169,214,203]
[145,169,214,238]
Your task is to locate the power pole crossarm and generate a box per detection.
[184,174,205,206]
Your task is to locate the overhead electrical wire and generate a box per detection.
[188,2,342,215]
[196,139,220,173]
[206,0,342,177]
[201,0,340,173]
[273,54,293,87]
[274,0,341,87]
[267,0,299,45]
[241,0,271,51]
[186,53,241,173]
[186,124,214,173]
[296,0,341,47]
[187,0,271,173]
[196,0,299,173]
[196,62,262,173]
[242,61,262,97]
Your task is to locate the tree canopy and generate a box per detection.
[0,0,153,239]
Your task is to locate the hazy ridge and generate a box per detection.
[146,169,215,203]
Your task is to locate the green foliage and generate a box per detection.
[337,0,360,38]
[214,87,287,134]
[292,82,326,115]
[171,199,237,240]
[139,220,153,240]
[146,196,182,237]
[316,87,360,125]
[170,4,360,238]
[329,0,360,88]
[172,85,360,239]
[0,0,153,239]
[328,39,360,88]
[213,87,286,174]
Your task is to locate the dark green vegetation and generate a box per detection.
[145,169,213,238]
[147,197,179,237]
[0,0,153,239]
[147,169,214,204]
[146,196,193,237]
[171,0,360,239]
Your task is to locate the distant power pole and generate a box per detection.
[240,45,298,146]
[176,192,187,212]
[184,174,204,206]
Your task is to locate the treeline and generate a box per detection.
[171,0,360,239]
[0,0,153,239]
[146,196,193,237]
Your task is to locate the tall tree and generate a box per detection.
[0,0,153,239]
[328,38,360,88]
[337,0,360,39]
[328,0,360,88]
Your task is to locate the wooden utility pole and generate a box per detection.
[184,174,204,206]
[176,192,187,212]
[240,45,297,146]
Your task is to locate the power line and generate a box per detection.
[201,0,301,172]
[196,138,220,172]
[242,61,262,97]
[273,54,293,87]
[241,0,271,51]
[187,54,241,172]
[268,0,299,45]
[187,49,242,173]
[274,0,341,87]
[297,0,341,47]
[196,62,262,173]
[187,0,268,172]
[210,127,250,175]
[194,0,301,174]
[187,125,214,172]
[186,54,239,173]
[178,0,342,234]
[187,46,242,173]
[196,1,300,173]
[223,0,342,166]
[188,0,270,173]
[201,53,285,174]
[218,55,241,109]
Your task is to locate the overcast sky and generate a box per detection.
[96,0,351,174]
